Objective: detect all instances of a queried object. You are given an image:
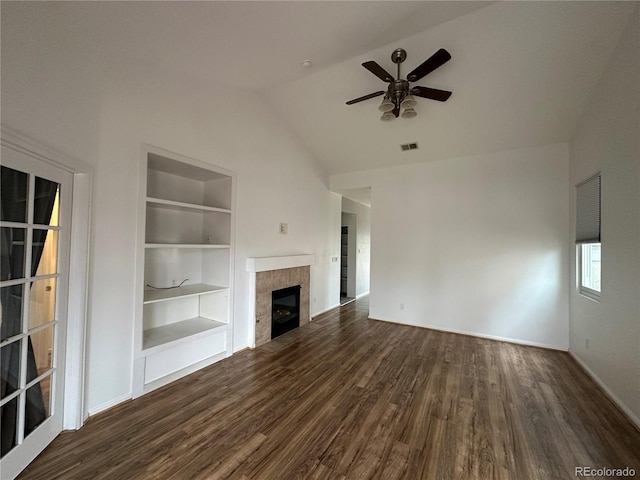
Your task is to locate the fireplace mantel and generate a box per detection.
[246,254,315,272]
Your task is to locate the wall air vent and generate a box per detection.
[400,142,419,152]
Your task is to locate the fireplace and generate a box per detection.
[247,255,313,347]
[271,285,301,339]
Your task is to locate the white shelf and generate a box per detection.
[146,197,231,214]
[143,283,227,304]
[145,243,230,249]
[143,316,227,351]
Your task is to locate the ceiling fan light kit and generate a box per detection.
[400,94,417,108]
[380,111,396,122]
[378,98,395,112]
[401,107,417,119]
[347,47,452,121]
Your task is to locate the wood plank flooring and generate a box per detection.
[19,296,640,479]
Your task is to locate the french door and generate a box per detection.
[0,147,72,480]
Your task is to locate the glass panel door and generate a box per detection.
[0,148,72,480]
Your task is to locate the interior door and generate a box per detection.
[0,147,73,480]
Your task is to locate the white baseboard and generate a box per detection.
[568,350,640,430]
[87,392,131,417]
[368,316,568,351]
[311,293,368,319]
[311,303,341,318]
[233,342,249,353]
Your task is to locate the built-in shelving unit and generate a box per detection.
[133,146,235,396]
[340,226,348,296]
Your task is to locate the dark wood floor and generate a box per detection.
[19,296,640,479]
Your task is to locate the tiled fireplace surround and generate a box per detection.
[247,255,314,347]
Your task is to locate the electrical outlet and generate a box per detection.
[585,338,590,349]
[279,223,288,234]
[172,279,177,286]
[313,297,317,303]
[400,303,405,311]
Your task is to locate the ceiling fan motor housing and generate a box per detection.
[389,79,410,104]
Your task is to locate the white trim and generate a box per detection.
[86,393,131,417]
[142,143,236,178]
[246,254,315,272]
[311,303,341,318]
[246,272,257,348]
[132,147,149,397]
[310,292,368,319]
[1,127,92,174]
[578,289,601,303]
[65,171,92,428]
[2,126,93,430]
[568,351,640,430]
[368,316,568,351]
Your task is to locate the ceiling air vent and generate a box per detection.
[400,142,419,152]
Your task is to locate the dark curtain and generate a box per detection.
[1,167,58,457]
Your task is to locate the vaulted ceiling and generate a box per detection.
[264,1,635,175]
[4,1,636,177]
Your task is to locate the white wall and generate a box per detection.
[1,3,340,414]
[310,193,342,316]
[341,197,371,297]
[568,10,640,425]
[332,143,570,349]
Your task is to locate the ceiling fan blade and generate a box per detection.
[406,48,451,82]
[411,86,452,102]
[346,91,385,105]
[362,61,394,82]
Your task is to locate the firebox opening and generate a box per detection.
[271,285,301,339]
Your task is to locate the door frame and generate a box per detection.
[2,127,93,431]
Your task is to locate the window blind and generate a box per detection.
[576,174,601,244]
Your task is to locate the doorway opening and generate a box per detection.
[338,193,370,308]
[340,213,357,305]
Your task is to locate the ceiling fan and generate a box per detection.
[346,48,452,121]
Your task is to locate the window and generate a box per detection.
[579,243,601,298]
[575,174,601,300]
